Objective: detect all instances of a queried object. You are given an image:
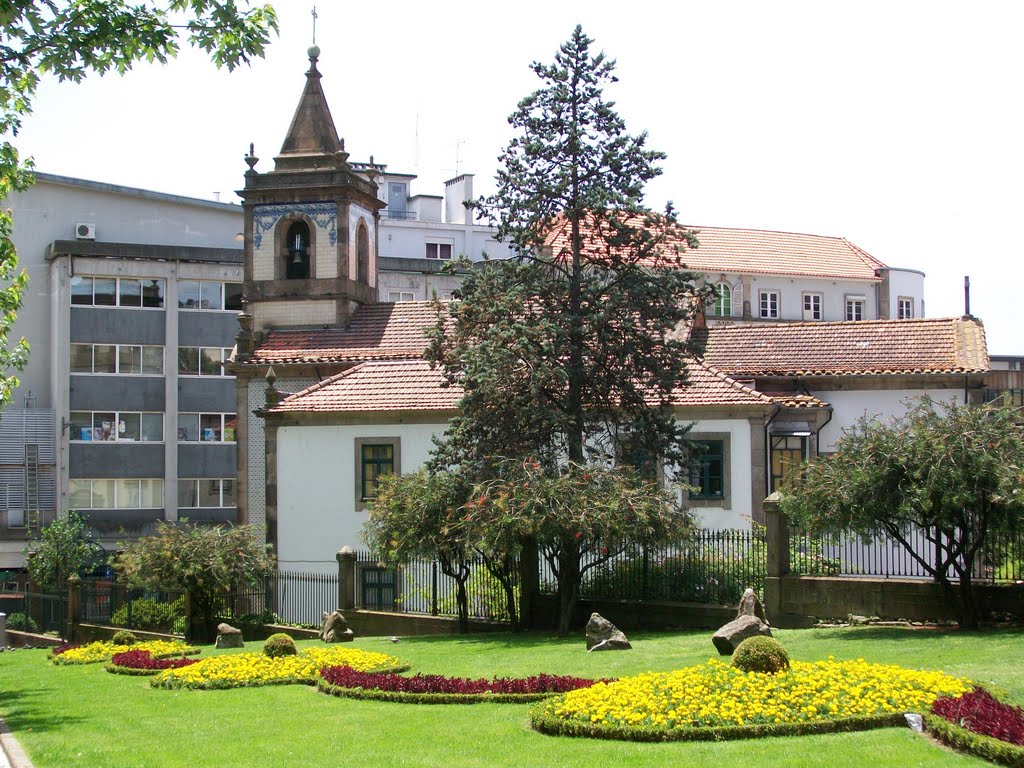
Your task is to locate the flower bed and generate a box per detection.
[925,688,1024,767]
[50,640,199,666]
[318,667,609,704]
[106,650,202,676]
[532,658,971,742]
[151,646,408,690]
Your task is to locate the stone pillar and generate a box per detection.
[66,573,82,644]
[337,547,357,612]
[763,493,789,621]
[741,275,753,319]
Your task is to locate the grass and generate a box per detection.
[1,626,1021,767]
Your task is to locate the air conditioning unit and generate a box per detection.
[75,222,96,240]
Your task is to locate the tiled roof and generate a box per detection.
[249,301,440,365]
[544,215,888,281]
[269,358,771,414]
[270,359,459,413]
[695,317,989,377]
[762,392,831,409]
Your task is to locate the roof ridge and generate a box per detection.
[710,316,965,332]
[842,237,888,270]
[684,224,848,241]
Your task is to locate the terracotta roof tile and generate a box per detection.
[249,301,440,365]
[696,317,989,377]
[761,392,831,408]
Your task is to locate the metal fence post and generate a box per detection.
[431,561,438,616]
[337,547,357,611]
[66,573,81,644]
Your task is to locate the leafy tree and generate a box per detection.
[25,510,101,592]
[426,26,708,634]
[780,398,1024,629]
[0,1,278,405]
[114,522,275,641]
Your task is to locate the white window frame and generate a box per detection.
[177,347,234,377]
[70,344,164,375]
[424,242,453,260]
[67,478,164,509]
[71,276,166,309]
[713,282,732,317]
[897,296,914,319]
[802,292,823,321]
[177,280,243,311]
[387,291,416,302]
[759,290,780,319]
[177,478,236,509]
[69,411,164,443]
[845,295,866,321]
[177,413,237,443]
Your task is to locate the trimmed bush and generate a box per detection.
[925,711,1024,768]
[732,636,790,674]
[262,633,297,658]
[5,612,38,632]
[111,630,137,646]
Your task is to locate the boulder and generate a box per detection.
[320,610,354,643]
[737,588,768,624]
[215,622,244,649]
[712,614,772,655]
[585,612,631,652]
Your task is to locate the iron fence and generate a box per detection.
[80,578,187,634]
[7,590,67,637]
[216,570,339,627]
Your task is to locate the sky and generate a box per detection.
[15,0,1024,352]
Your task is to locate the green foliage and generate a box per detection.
[781,398,1024,629]
[4,612,37,632]
[111,630,137,646]
[113,522,274,639]
[732,637,791,674]
[924,712,1024,768]
[111,596,185,633]
[262,633,296,658]
[433,567,520,622]
[25,511,100,592]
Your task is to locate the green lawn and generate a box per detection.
[1,627,1020,767]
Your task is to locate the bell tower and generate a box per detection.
[237,46,383,332]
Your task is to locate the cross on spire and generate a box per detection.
[311,6,318,46]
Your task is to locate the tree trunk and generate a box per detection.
[455,575,469,634]
[556,542,581,637]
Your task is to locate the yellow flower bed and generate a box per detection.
[536,658,970,739]
[51,640,198,666]
[151,646,408,690]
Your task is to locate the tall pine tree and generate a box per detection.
[427,26,707,634]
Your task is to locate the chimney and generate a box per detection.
[444,174,474,225]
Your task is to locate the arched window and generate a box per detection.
[713,282,732,317]
[285,221,311,279]
[357,222,370,284]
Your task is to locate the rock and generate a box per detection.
[215,622,244,649]
[848,614,871,626]
[585,613,631,652]
[320,610,354,643]
[736,588,768,624]
[711,614,772,655]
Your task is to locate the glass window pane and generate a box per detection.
[221,479,236,507]
[119,279,142,307]
[199,348,221,376]
[93,278,116,306]
[178,280,200,309]
[177,414,199,442]
[69,412,92,441]
[139,479,162,508]
[119,412,141,441]
[142,279,164,308]
[94,345,116,374]
[198,479,221,507]
[140,413,163,442]
[91,479,115,509]
[118,345,142,375]
[178,347,199,375]
[68,480,92,509]
[200,413,222,442]
[142,346,163,375]
[223,414,236,443]
[70,344,93,373]
[177,479,198,508]
[224,283,243,311]
[200,282,223,310]
[93,412,117,442]
[71,276,93,306]
[116,479,141,509]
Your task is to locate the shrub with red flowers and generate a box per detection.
[318,666,609,704]
[931,688,1024,747]
[50,643,81,656]
[107,650,201,676]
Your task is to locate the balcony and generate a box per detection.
[380,209,419,221]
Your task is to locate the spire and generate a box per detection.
[275,47,346,170]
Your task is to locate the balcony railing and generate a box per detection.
[380,209,418,221]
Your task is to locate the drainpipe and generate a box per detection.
[763,403,781,499]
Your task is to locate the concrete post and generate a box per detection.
[66,573,82,644]
[0,612,6,648]
[337,547,357,612]
[762,492,789,622]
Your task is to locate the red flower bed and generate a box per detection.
[51,643,81,656]
[931,688,1024,747]
[110,650,200,671]
[320,666,605,695]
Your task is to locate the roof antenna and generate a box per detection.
[311,5,318,46]
[963,275,972,318]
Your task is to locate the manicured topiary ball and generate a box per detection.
[263,632,297,658]
[732,636,790,674]
[111,630,137,646]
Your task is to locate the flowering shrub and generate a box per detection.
[152,646,408,690]
[50,639,199,665]
[318,667,608,703]
[931,688,1024,747]
[533,658,970,741]
[107,650,201,676]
